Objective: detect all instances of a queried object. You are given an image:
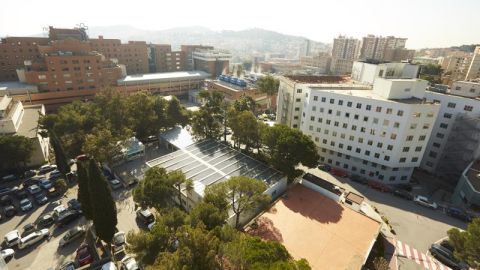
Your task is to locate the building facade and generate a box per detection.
[465,46,480,81]
[420,81,480,182]
[330,36,361,75]
[193,49,231,78]
[452,160,480,209]
[276,66,439,184]
[360,35,408,61]
[148,44,186,73]
[181,45,214,71]
[441,51,472,85]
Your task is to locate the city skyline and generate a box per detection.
[1,0,479,49]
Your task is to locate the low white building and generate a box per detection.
[0,95,49,167]
[276,63,439,184]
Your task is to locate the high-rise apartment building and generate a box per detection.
[276,62,439,184]
[330,36,361,75]
[148,44,186,73]
[465,46,480,80]
[181,45,214,70]
[421,80,480,182]
[193,49,231,78]
[360,35,409,61]
[441,51,472,85]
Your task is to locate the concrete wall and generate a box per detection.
[300,179,341,202]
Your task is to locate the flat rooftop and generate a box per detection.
[303,173,344,195]
[246,184,380,270]
[284,75,350,84]
[0,81,38,95]
[318,88,433,105]
[16,104,43,138]
[117,71,210,85]
[146,140,284,196]
[466,160,480,192]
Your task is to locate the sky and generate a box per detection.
[1,0,479,49]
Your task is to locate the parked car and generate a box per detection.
[113,231,126,247]
[393,189,414,200]
[27,184,42,195]
[76,244,94,266]
[414,195,438,209]
[446,207,472,222]
[75,154,89,162]
[439,239,455,253]
[67,199,82,212]
[317,163,331,172]
[49,170,62,180]
[136,209,155,226]
[59,226,86,247]
[2,174,18,182]
[21,223,36,237]
[4,230,20,247]
[121,255,139,270]
[37,214,55,228]
[34,193,48,205]
[0,187,13,197]
[19,198,33,212]
[429,244,469,270]
[47,187,61,198]
[110,179,122,190]
[57,210,82,227]
[15,188,29,200]
[23,177,42,187]
[3,205,17,218]
[392,183,413,192]
[331,168,348,177]
[53,205,67,218]
[350,174,368,185]
[18,229,49,249]
[23,170,37,179]
[368,180,392,192]
[0,248,15,261]
[39,179,53,189]
[0,195,13,206]
[38,164,57,175]
[57,261,76,270]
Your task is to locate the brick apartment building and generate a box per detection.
[181,45,214,70]
[149,44,186,73]
[193,49,231,78]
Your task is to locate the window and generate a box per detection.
[314,96,318,101]
[373,118,379,124]
[415,146,422,152]
[345,112,350,118]
[338,100,343,105]
[423,124,430,129]
[318,118,323,123]
[351,125,357,131]
[384,156,390,161]
[358,138,364,143]
[436,133,445,139]
[332,131,337,137]
[309,125,313,131]
[326,120,331,125]
[387,145,393,150]
[37,75,46,80]
[447,102,456,108]
[312,106,317,111]
[404,88,411,92]
[310,116,315,121]
[349,135,354,141]
[365,150,370,156]
[432,143,441,148]
[377,142,383,148]
[362,160,368,165]
[444,113,452,119]
[354,114,359,120]
[402,147,410,152]
[376,106,382,112]
[356,103,362,109]
[360,127,366,133]
[339,143,344,149]
[374,153,380,158]
[334,121,339,127]
[455,86,461,91]
[336,111,341,116]
[367,140,373,146]
[406,135,414,141]
[347,101,352,107]
[429,151,437,158]
[342,123,348,128]
[360,169,366,174]
[383,119,389,126]
[394,122,400,128]
[464,105,473,112]
[399,157,406,163]
[340,133,345,139]
[324,130,329,135]
[419,135,426,141]
[320,108,324,113]
[293,124,298,128]
[347,146,352,151]
[328,109,332,114]
[427,113,434,118]
[413,112,421,118]
[295,107,300,111]
[296,89,302,93]
[321,97,326,102]
[364,116,369,122]
[411,157,418,162]
[366,105,371,111]
[330,98,335,104]
[356,148,361,153]
[294,116,299,120]
[296,98,301,102]
[330,141,335,147]
[322,139,327,144]
[389,176,396,181]
[397,110,404,116]
[386,108,393,114]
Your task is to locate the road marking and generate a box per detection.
[396,240,404,256]
[420,252,430,269]
[405,242,411,259]
[412,247,421,265]
[394,239,452,270]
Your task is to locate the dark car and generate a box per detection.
[368,180,392,192]
[393,189,414,200]
[37,214,55,228]
[21,223,36,237]
[15,188,29,200]
[2,174,18,182]
[429,244,468,270]
[350,174,368,185]
[23,177,42,187]
[439,240,455,253]
[0,195,13,206]
[23,170,37,178]
[47,187,62,198]
[317,163,331,172]
[67,199,81,212]
[446,207,472,222]
[136,209,155,226]
[34,193,49,205]
[392,183,413,192]
[4,205,17,217]
[56,210,81,227]
[76,244,93,266]
[0,187,13,197]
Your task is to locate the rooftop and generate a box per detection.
[0,81,38,96]
[302,173,344,195]
[284,75,350,84]
[466,160,480,192]
[117,71,210,85]
[246,184,381,270]
[16,104,43,138]
[160,126,197,149]
[146,139,284,196]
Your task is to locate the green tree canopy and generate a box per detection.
[262,124,319,180]
[50,131,70,175]
[257,75,280,97]
[82,127,124,167]
[229,110,262,151]
[448,218,480,268]
[233,94,257,113]
[189,201,228,230]
[76,161,94,220]
[0,135,34,171]
[133,167,174,209]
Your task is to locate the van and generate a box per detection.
[18,229,49,249]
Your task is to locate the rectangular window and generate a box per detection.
[295,107,300,111]
[334,121,339,127]
[406,135,414,141]
[365,150,370,156]
[397,110,404,116]
[330,99,335,104]
[347,101,352,107]
[347,146,352,151]
[376,106,382,112]
[402,147,410,152]
[358,138,364,143]
[367,140,373,146]
[328,109,332,114]
[444,113,452,119]
[360,127,366,133]
[296,98,301,102]
[326,120,331,125]
[464,105,473,112]
[312,106,316,111]
[366,105,371,111]
[432,143,441,148]
[387,145,393,150]
[351,125,357,131]
[373,118,379,124]
[354,114,359,120]
[423,124,430,129]
[384,156,390,161]
[429,151,437,158]
[439,123,448,129]
[415,146,422,152]
[339,143,344,149]
[314,96,318,101]
[345,112,350,118]
[394,122,400,128]
[364,116,369,122]
[349,135,354,141]
[342,123,348,128]
[310,116,315,121]
[447,102,456,108]
[356,148,361,153]
[419,135,426,141]
[356,103,362,109]
[338,100,343,105]
[321,97,326,102]
[436,133,445,139]
[383,119,389,126]
[374,153,380,158]
[296,89,302,93]
[386,108,392,114]
[399,157,406,163]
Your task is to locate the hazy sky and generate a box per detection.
[1,0,478,49]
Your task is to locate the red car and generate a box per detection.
[367,180,392,192]
[76,244,93,266]
[331,168,348,178]
[75,154,89,162]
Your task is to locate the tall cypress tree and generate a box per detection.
[50,131,70,175]
[77,161,94,220]
[88,159,117,243]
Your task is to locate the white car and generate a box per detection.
[113,231,126,247]
[0,248,14,260]
[414,195,438,209]
[53,204,67,218]
[18,229,49,249]
[109,179,122,190]
[4,230,20,247]
[27,184,42,195]
[121,255,139,270]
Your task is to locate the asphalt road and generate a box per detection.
[302,167,468,270]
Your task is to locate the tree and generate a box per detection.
[133,167,175,209]
[372,257,390,270]
[76,161,94,220]
[448,218,480,268]
[165,97,189,128]
[167,170,193,210]
[261,124,319,180]
[217,176,270,229]
[191,108,223,139]
[82,127,123,167]
[124,91,157,139]
[256,75,279,109]
[0,135,34,171]
[50,131,70,175]
[88,159,117,243]
[229,110,262,151]
[233,94,257,113]
[190,202,228,230]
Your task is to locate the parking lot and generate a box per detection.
[0,167,143,270]
[301,166,470,270]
